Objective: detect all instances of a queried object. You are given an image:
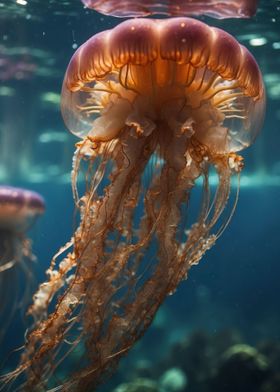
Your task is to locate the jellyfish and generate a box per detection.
[2,17,265,392]
[0,45,37,81]
[81,0,258,18]
[0,186,45,343]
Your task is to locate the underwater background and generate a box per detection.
[0,0,280,391]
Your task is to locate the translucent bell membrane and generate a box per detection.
[221,93,265,151]
[61,84,92,139]
[81,0,258,19]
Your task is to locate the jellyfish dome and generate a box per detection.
[62,18,264,152]
[4,18,264,392]
[0,185,45,232]
[0,186,45,343]
[81,0,258,19]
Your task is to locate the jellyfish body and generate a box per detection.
[81,0,258,18]
[5,18,264,391]
[0,186,45,342]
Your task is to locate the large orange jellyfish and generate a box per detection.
[81,0,258,18]
[3,17,265,391]
[0,186,45,342]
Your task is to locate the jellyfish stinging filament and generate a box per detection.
[5,18,265,391]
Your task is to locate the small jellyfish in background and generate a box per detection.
[3,17,264,392]
[81,0,258,18]
[0,186,45,342]
[0,46,37,81]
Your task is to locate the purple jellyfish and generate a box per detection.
[0,186,45,342]
[0,46,37,82]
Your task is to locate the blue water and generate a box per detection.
[1,1,280,391]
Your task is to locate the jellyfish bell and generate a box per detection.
[0,186,45,343]
[0,185,45,272]
[81,0,258,19]
[62,18,265,153]
[0,186,45,233]
[4,18,264,391]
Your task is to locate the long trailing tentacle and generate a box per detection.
[0,233,36,343]
[0,126,243,392]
